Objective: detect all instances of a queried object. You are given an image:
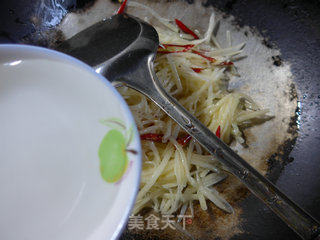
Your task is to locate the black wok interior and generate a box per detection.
[0,0,319,239]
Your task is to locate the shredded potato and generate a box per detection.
[118,3,270,216]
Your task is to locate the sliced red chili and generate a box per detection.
[175,19,199,39]
[177,134,192,146]
[117,0,128,14]
[157,44,194,54]
[140,133,163,142]
[215,125,221,138]
[191,67,204,73]
[140,133,193,146]
[219,61,234,66]
[192,50,216,62]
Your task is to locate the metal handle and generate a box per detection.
[119,55,320,239]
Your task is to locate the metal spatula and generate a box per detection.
[57,14,320,239]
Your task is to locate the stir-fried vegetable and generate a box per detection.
[116,1,270,216]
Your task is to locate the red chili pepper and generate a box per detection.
[157,44,194,54]
[140,133,193,146]
[177,134,192,146]
[191,67,204,73]
[192,50,216,62]
[140,133,163,142]
[117,0,128,14]
[215,125,221,138]
[219,61,234,66]
[175,19,199,39]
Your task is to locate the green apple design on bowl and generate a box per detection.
[99,118,136,183]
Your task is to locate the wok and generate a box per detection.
[0,0,319,239]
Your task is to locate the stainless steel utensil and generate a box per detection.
[57,14,320,239]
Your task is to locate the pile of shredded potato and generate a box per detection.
[118,2,270,217]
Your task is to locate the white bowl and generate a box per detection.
[0,44,141,240]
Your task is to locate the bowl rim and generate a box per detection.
[0,43,142,240]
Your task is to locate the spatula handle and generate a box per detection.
[122,55,320,240]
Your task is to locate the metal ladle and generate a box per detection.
[57,14,320,239]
